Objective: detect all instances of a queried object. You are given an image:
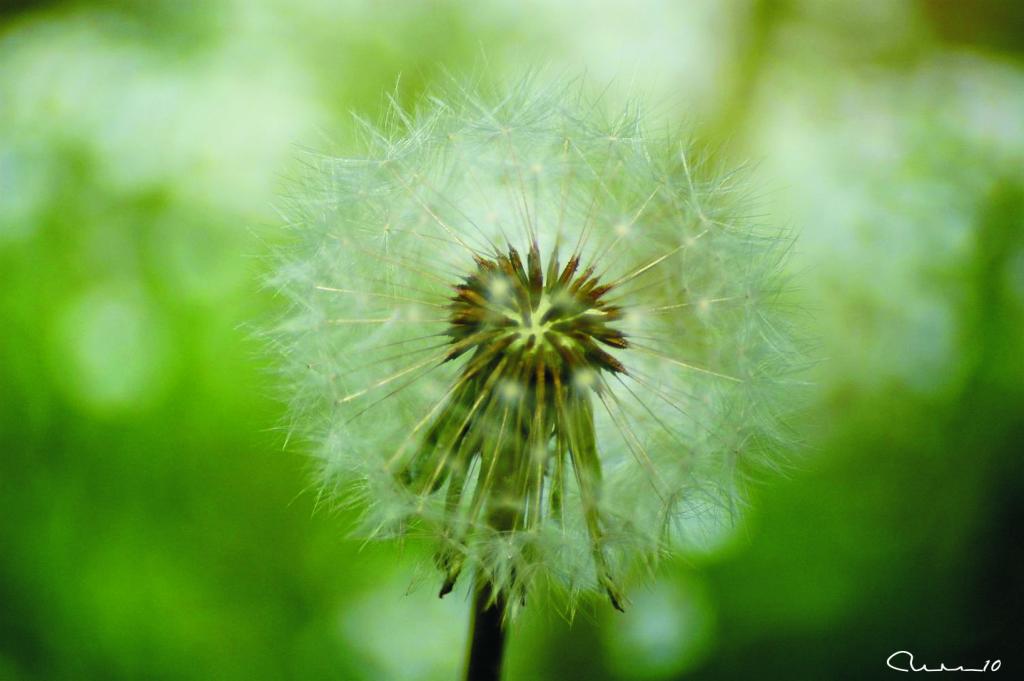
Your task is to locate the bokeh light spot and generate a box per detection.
[603,577,716,680]
[340,574,467,681]
[50,285,173,415]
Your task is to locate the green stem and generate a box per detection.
[464,582,507,681]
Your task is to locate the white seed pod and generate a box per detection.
[269,77,799,612]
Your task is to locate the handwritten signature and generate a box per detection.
[887,651,1002,673]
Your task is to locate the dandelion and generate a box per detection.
[270,77,798,680]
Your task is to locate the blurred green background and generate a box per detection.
[2,1,1022,679]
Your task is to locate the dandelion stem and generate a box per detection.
[465,582,508,681]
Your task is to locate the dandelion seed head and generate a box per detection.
[270,76,800,612]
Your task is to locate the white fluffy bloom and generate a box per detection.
[270,78,798,611]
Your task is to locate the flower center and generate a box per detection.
[446,241,627,376]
